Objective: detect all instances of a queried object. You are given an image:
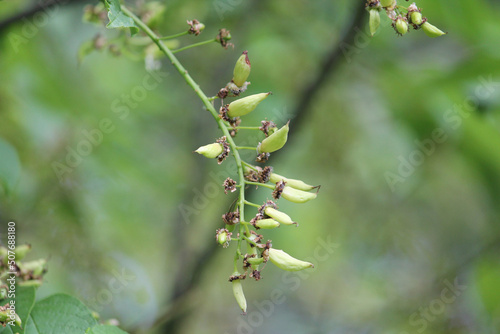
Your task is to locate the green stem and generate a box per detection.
[171,38,217,54]
[232,126,261,130]
[245,181,275,190]
[236,146,257,151]
[121,6,248,276]
[159,31,189,40]
[242,161,257,170]
[208,96,219,102]
[244,200,261,208]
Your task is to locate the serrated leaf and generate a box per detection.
[104,0,139,35]
[0,138,21,195]
[86,325,129,334]
[26,293,98,334]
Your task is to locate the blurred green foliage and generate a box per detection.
[1,0,500,333]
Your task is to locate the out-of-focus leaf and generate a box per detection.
[0,138,21,195]
[26,294,97,334]
[86,325,129,334]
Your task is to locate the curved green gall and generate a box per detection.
[257,122,289,154]
[254,218,280,229]
[422,21,447,38]
[268,248,314,271]
[269,172,318,191]
[232,277,247,313]
[264,207,296,225]
[281,186,317,203]
[232,51,251,87]
[227,92,270,118]
[369,9,380,36]
[195,143,223,159]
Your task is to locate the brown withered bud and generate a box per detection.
[272,180,286,199]
[217,87,229,99]
[216,29,233,49]
[216,136,230,164]
[222,210,240,225]
[261,240,272,262]
[187,19,205,36]
[249,270,261,281]
[259,120,277,137]
[244,166,260,182]
[249,230,263,245]
[223,177,237,194]
[228,272,247,282]
[259,166,273,183]
[256,152,270,163]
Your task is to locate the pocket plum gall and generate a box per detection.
[227,92,271,118]
[232,50,251,87]
[268,248,314,271]
[369,9,381,36]
[421,21,447,38]
[194,143,223,159]
[281,186,318,203]
[257,122,289,154]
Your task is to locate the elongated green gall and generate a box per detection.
[264,207,296,225]
[282,186,317,203]
[369,9,380,37]
[269,173,318,191]
[232,278,247,313]
[232,51,251,87]
[195,143,223,159]
[254,218,280,229]
[422,22,447,38]
[257,122,289,153]
[227,92,270,118]
[268,248,314,271]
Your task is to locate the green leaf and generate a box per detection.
[104,0,139,35]
[0,138,21,195]
[0,286,36,334]
[26,293,98,334]
[86,325,129,334]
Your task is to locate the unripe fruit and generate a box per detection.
[380,0,395,7]
[257,122,289,154]
[421,22,447,38]
[232,276,247,314]
[20,259,47,276]
[282,186,317,203]
[254,218,280,229]
[269,173,317,191]
[232,51,251,87]
[395,16,409,35]
[268,248,314,271]
[227,92,270,118]
[369,9,380,36]
[410,11,423,25]
[195,143,223,159]
[264,207,296,225]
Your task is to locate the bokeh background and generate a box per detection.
[1,0,500,333]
